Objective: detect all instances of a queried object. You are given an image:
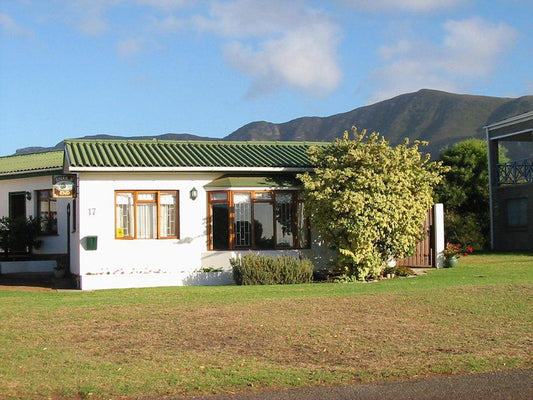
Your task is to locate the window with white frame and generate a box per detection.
[115,191,179,239]
[208,190,310,250]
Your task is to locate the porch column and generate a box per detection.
[433,203,445,268]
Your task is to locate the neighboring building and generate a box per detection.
[1,139,330,289]
[485,111,533,250]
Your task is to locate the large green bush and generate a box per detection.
[231,253,314,285]
[298,128,446,281]
[435,139,508,249]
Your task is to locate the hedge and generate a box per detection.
[231,253,314,285]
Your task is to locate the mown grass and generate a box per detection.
[0,253,531,399]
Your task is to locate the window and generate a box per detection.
[506,198,528,228]
[208,190,310,250]
[37,190,57,234]
[210,192,230,249]
[115,191,179,239]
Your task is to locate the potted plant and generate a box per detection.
[442,243,473,267]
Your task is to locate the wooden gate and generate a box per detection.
[397,207,434,268]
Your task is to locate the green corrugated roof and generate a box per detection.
[205,175,301,188]
[66,139,322,169]
[0,151,64,176]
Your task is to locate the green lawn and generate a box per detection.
[0,253,532,399]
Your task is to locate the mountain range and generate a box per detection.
[16,89,533,159]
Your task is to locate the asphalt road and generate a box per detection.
[179,369,533,400]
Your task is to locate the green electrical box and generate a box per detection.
[86,236,98,251]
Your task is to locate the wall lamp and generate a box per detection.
[189,187,198,200]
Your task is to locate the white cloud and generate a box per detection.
[193,0,342,96]
[226,24,341,97]
[68,0,122,35]
[12,0,341,96]
[117,38,145,57]
[151,16,186,33]
[367,17,518,103]
[136,0,191,9]
[0,13,33,37]
[340,0,466,13]
[58,0,192,35]
[192,0,303,37]
[442,17,517,76]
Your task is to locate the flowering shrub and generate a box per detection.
[442,243,473,258]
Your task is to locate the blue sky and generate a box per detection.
[1,0,531,156]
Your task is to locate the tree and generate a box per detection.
[298,127,446,281]
[435,139,507,249]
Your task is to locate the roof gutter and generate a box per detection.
[0,168,63,178]
[65,166,313,173]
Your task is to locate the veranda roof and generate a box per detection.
[204,175,302,189]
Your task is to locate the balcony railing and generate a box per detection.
[497,158,533,185]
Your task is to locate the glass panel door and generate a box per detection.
[234,192,251,248]
[275,192,294,248]
[253,202,274,249]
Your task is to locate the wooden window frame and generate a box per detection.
[114,190,179,240]
[207,189,310,251]
[207,191,231,250]
[36,189,58,235]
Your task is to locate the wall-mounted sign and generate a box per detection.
[53,174,77,198]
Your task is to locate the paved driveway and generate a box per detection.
[180,369,533,400]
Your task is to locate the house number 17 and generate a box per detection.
[89,208,96,216]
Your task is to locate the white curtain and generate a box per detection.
[159,193,176,237]
[136,203,157,239]
[116,193,134,238]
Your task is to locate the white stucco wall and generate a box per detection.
[76,171,223,289]
[73,171,331,290]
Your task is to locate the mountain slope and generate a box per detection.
[14,89,533,158]
[225,89,533,156]
[16,133,213,154]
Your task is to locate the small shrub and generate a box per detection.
[231,253,314,285]
[197,267,223,273]
[394,265,415,277]
[334,274,360,283]
[381,265,415,278]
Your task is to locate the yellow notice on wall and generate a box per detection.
[116,228,125,238]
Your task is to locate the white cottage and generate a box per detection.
[0,139,326,290]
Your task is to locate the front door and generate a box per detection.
[9,192,26,219]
